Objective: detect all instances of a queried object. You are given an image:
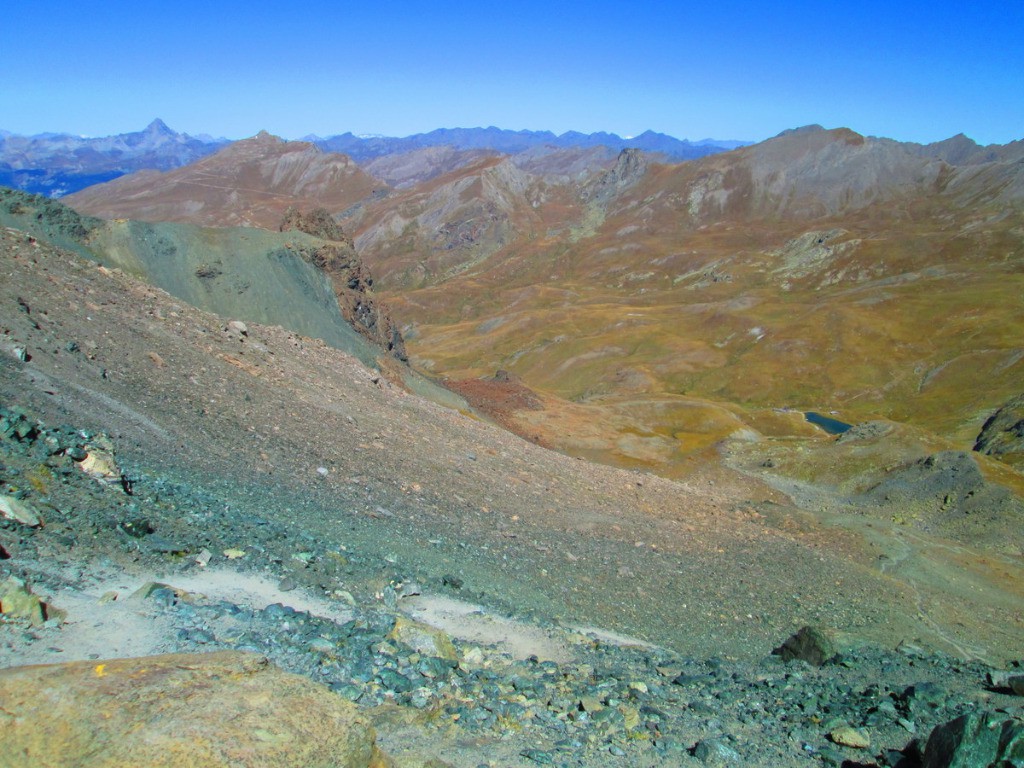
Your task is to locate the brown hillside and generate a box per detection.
[66,132,382,229]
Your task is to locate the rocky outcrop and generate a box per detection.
[772,625,840,666]
[580,147,649,205]
[974,393,1024,467]
[320,245,408,362]
[0,651,387,768]
[280,205,352,244]
[855,451,1024,540]
[279,206,407,361]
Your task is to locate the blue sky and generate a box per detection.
[3,1,1022,145]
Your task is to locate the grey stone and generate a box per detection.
[693,738,741,764]
[0,495,42,527]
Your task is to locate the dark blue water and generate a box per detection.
[804,411,853,435]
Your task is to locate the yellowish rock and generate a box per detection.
[78,434,121,485]
[619,704,641,731]
[0,651,387,768]
[829,726,871,749]
[0,577,46,625]
[387,616,458,661]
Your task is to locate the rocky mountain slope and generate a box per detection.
[0,119,226,198]
[2,189,1024,766]
[0,189,407,369]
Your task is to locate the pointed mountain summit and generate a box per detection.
[144,118,175,135]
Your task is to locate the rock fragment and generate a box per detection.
[829,725,871,749]
[0,576,47,625]
[0,494,43,527]
[0,577,64,625]
[387,616,458,662]
[692,738,742,764]
[77,434,123,486]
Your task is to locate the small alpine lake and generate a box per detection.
[805,411,853,434]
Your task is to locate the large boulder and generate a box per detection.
[922,711,1024,768]
[773,625,840,666]
[0,651,388,768]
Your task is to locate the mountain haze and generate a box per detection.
[311,127,744,163]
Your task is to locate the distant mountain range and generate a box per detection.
[0,120,749,198]
[306,127,748,163]
[0,119,228,197]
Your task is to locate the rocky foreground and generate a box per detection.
[1,396,1023,766]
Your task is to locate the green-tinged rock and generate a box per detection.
[0,650,389,768]
[0,577,46,626]
[922,711,1024,768]
[387,616,458,662]
[0,494,42,527]
[773,625,840,666]
[1007,675,1024,696]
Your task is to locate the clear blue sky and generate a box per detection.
[3,0,1022,145]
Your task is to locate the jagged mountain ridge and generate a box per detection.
[2,121,747,201]
[0,119,227,197]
